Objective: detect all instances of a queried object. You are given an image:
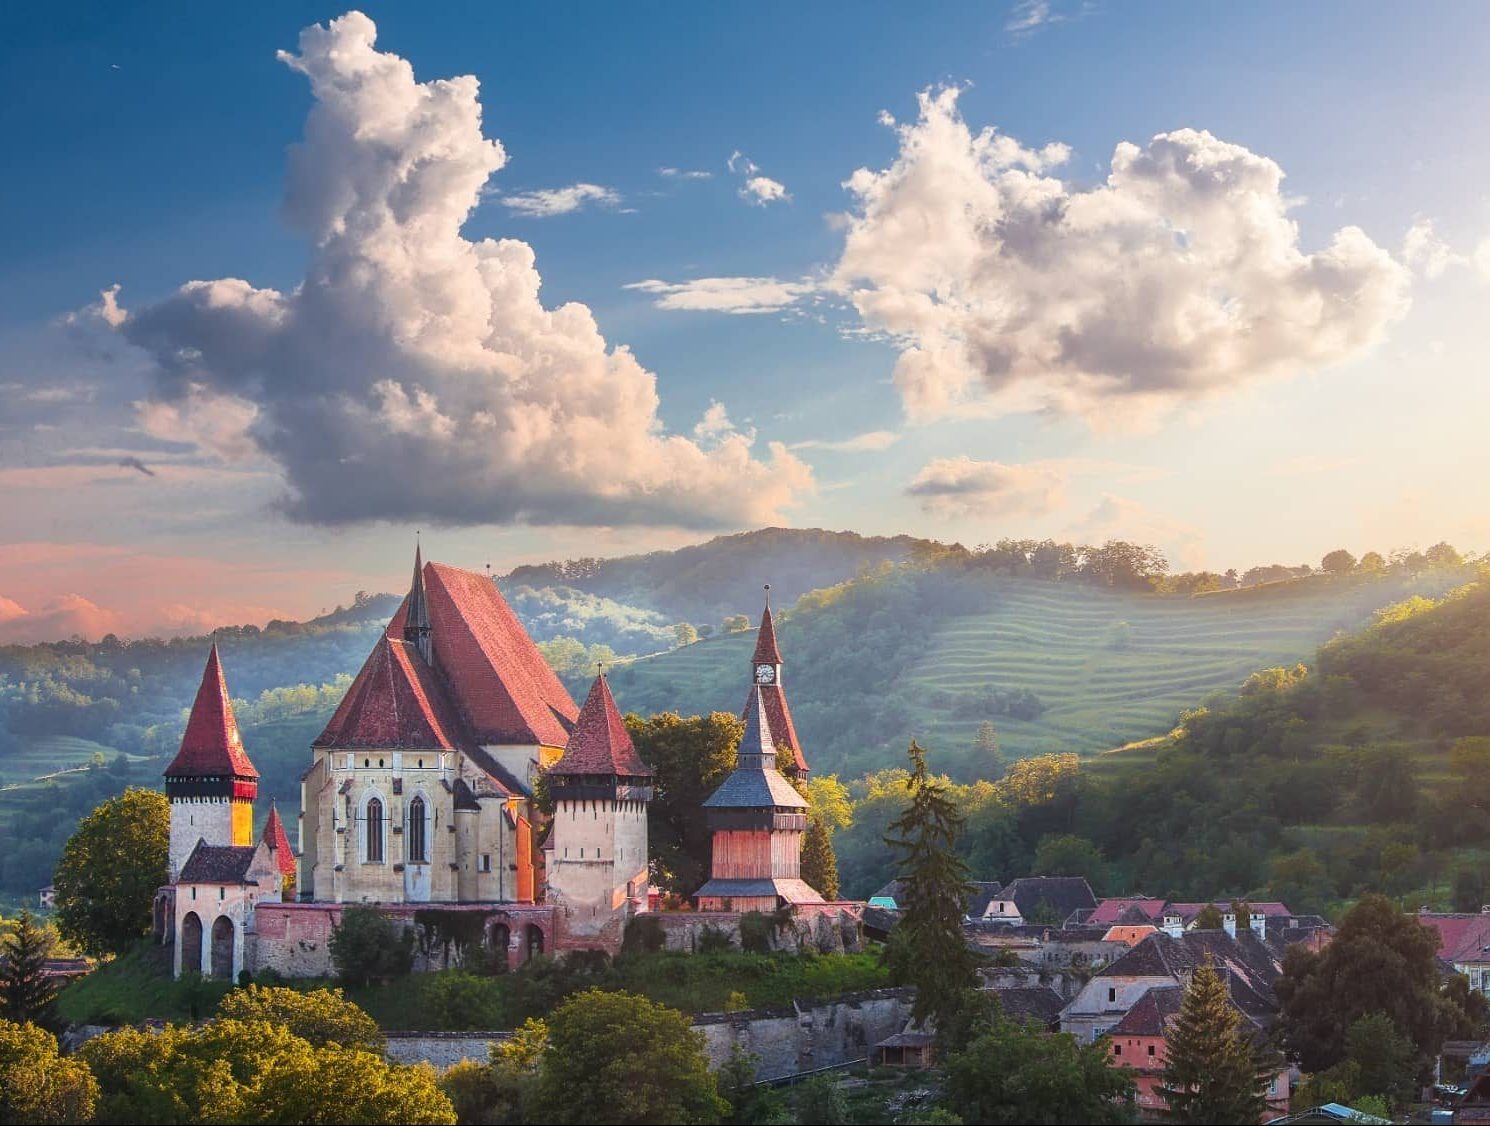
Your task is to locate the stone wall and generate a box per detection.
[653,905,864,956]
[384,1031,510,1069]
[693,988,915,1081]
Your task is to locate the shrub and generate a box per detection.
[621,914,666,955]
[698,926,735,954]
[329,906,415,987]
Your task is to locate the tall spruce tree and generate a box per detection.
[1,910,59,1029]
[884,740,979,1028]
[800,818,840,900]
[1159,955,1276,1124]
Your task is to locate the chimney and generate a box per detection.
[1163,913,1183,938]
[1250,912,1266,938]
[1222,911,1237,938]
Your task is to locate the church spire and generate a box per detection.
[752,585,783,666]
[404,541,433,665]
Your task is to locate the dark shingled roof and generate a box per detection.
[1110,985,1184,1036]
[178,842,260,884]
[164,646,259,780]
[1006,876,1097,922]
[1098,930,1283,1025]
[994,985,1067,1026]
[703,688,807,810]
[549,674,651,778]
[694,877,822,903]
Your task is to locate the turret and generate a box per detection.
[403,543,433,665]
[163,645,259,878]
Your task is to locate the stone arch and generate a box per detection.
[210,915,235,980]
[525,922,544,961]
[180,911,203,976]
[489,921,511,973]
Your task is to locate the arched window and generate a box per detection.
[366,796,384,863]
[407,795,427,863]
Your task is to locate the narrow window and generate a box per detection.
[1108,987,1116,1003]
[366,797,384,863]
[481,854,491,873]
[407,795,427,863]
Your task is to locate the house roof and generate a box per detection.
[178,841,261,884]
[1006,877,1098,921]
[316,634,471,751]
[549,674,651,778]
[694,876,822,904]
[1103,924,1160,946]
[704,687,807,810]
[994,985,1066,1025]
[1170,900,1293,922]
[386,560,578,747]
[752,603,783,664]
[163,646,259,780]
[749,685,807,777]
[1418,912,1490,963]
[1110,985,1183,1036]
[1097,930,1283,1025]
[1088,897,1169,926]
[261,804,296,879]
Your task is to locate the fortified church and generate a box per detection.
[154,550,857,981]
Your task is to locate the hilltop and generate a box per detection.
[599,562,1472,778]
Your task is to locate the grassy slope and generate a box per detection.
[602,570,1468,775]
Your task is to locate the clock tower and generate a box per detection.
[744,588,807,779]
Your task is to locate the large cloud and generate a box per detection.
[906,456,1066,518]
[832,88,1412,420]
[116,11,810,529]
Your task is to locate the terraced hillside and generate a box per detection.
[599,568,1473,778]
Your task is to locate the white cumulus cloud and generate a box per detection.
[906,456,1066,518]
[624,276,816,315]
[832,87,1412,422]
[729,150,790,206]
[110,11,811,530]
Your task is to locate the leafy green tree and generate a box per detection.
[941,1013,1135,1124]
[238,1044,455,1125]
[974,721,1004,779]
[884,740,980,1029]
[1321,549,1358,575]
[217,985,384,1051]
[794,1075,848,1125]
[1,911,59,1030]
[1342,1012,1417,1110]
[627,711,743,896]
[1031,833,1106,892]
[53,787,168,956]
[1277,894,1470,1072]
[1191,904,1224,930]
[0,1018,98,1125]
[329,907,415,987]
[801,818,840,900]
[673,623,699,647]
[716,1046,786,1126]
[531,989,726,1125]
[1230,900,1252,934]
[441,1019,547,1126]
[1158,956,1276,1124]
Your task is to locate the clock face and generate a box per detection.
[755,664,776,685]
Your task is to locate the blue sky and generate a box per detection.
[2,1,1489,638]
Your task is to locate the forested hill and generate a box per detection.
[599,560,1473,779]
[500,527,935,625]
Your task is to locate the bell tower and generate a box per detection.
[163,645,259,878]
[745,586,807,779]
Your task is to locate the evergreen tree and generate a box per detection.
[801,818,840,900]
[0,910,59,1029]
[884,740,979,1028]
[1158,955,1276,1124]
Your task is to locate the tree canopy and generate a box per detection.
[53,787,168,957]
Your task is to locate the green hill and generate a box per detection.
[600,566,1472,778]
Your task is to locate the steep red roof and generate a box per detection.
[1419,913,1490,963]
[1088,897,1169,926]
[388,562,577,747]
[753,603,783,664]
[756,685,807,775]
[550,675,651,778]
[261,803,297,879]
[316,634,470,750]
[164,645,258,779]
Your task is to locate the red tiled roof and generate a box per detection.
[261,803,297,879]
[753,604,782,664]
[1171,901,1293,921]
[391,562,578,747]
[745,685,808,776]
[550,675,651,778]
[1419,913,1490,963]
[316,634,471,750]
[164,645,259,780]
[1088,897,1168,926]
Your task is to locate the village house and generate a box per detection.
[1418,911,1490,996]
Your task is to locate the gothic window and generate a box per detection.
[407,796,428,863]
[366,797,384,863]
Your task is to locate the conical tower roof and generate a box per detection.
[753,600,783,665]
[163,645,258,780]
[550,673,651,778]
[261,801,296,880]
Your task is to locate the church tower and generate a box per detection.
[545,673,653,938]
[163,645,259,879]
[696,684,819,912]
[747,590,808,779]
